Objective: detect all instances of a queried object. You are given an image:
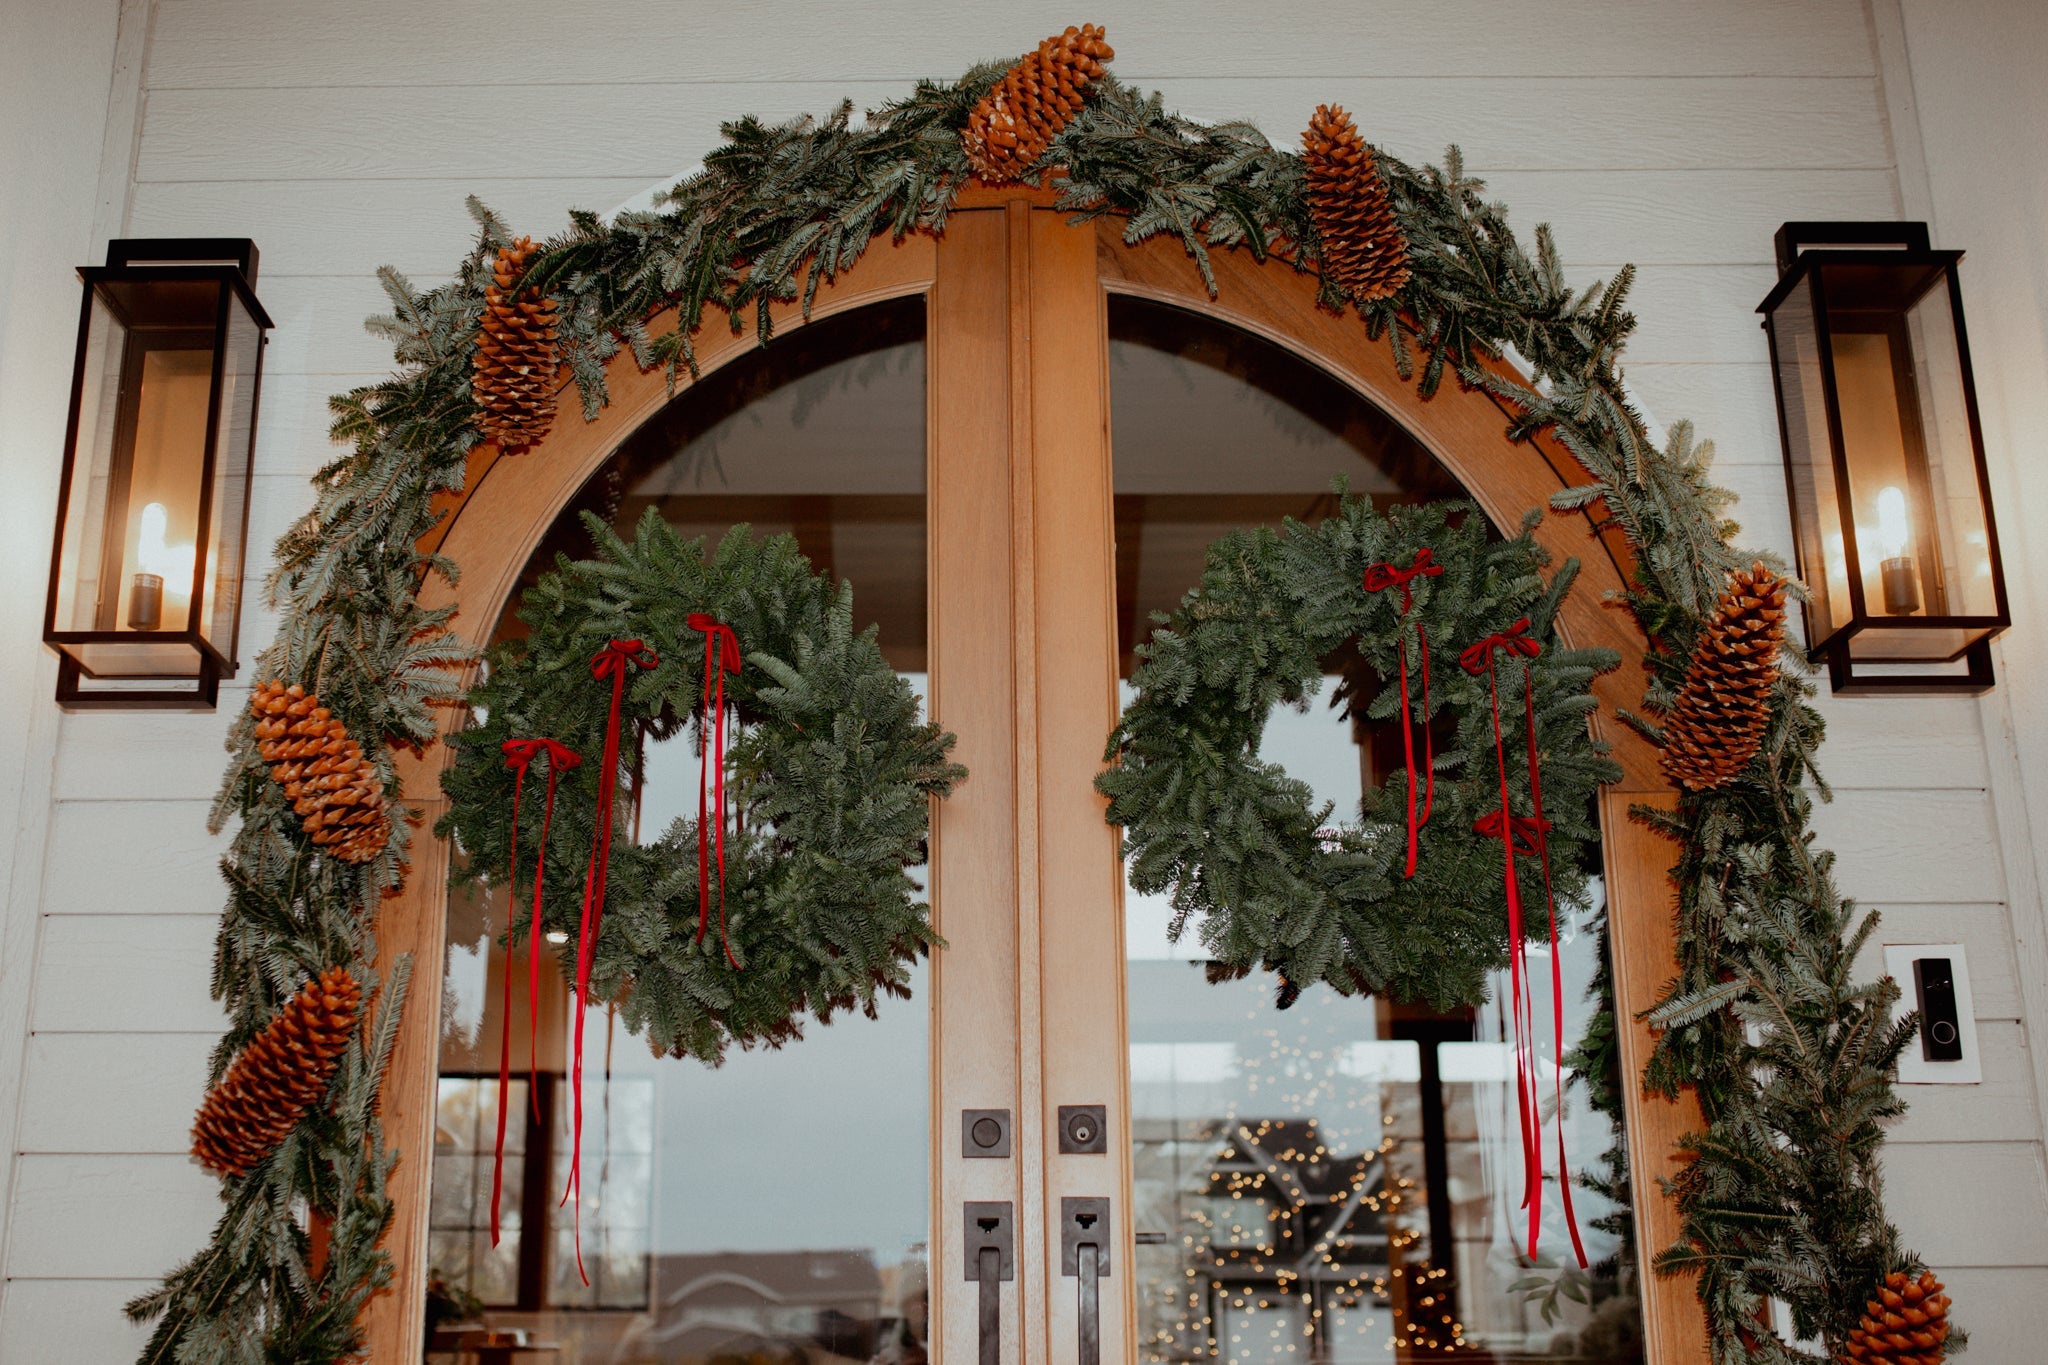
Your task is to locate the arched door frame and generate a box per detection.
[366,197,1705,1362]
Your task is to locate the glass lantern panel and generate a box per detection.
[1820,260,1998,627]
[1903,276,1999,620]
[202,291,264,662]
[50,276,223,677]
[52,293,127,637]
[1844,622,1993,665]
[1764,274,1850,648]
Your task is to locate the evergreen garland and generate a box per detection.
[440,513,963,1061]
[1100,497,1621,1010]
[139,44,1935,1362]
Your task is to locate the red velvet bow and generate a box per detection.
[1364,547,1444,877]
[687,613,743,971]
[490,736,579,1248]
[1460,616,1586,1268]
[1458,616,1541,674]
[1472,808,1551,858]
[563,638,657,1283]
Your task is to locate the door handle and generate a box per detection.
[1060,1196,1112,1365]
[964,1201,1014,1365]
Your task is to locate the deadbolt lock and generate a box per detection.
[1058,1103,1107,1154]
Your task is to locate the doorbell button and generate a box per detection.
[1913,956,1965,1063]
[1884,942,1980,1084]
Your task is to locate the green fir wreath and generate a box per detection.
[1100,496,1621,1010]
[439,510,963,1062]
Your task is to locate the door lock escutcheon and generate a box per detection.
[964,1200,1014,1365]
[1060,1196,1112,1365]
[1057,1103,1107,1154]
[962,1107,1012,1158]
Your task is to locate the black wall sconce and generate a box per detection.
[1760,222,2008,693]
[43,240,271,709]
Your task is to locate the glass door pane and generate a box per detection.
[432,297,933,1364]
[1109,295,1644,1364]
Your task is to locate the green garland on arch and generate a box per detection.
[139,41,1932,1365]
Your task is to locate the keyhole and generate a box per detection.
[978,1217,1001,1233]
[1071,1117,1094,1144]
[1075,1211,1097,1229]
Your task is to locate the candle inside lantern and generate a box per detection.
[128,502,171,630]
[1874,485,1922,616]
[126,499,198,632]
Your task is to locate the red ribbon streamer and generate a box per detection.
[1461,617,1587,1268]
[490,737,579,1248]
[562,638,658,1284]
[1363,547,1443,877]
[686,613,743,970]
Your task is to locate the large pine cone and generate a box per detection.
[1660,561,1787,792]
[252,679,390,863]
[1301,104,1410,304]
[191,967,363,1178]
[472,236,560,450]
[1838,1270,1951,1364]
[962,24,1114,183]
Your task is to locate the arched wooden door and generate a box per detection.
[371,189,1703,1363]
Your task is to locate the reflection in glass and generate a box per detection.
[1111,296,1642,1362]
[430,298,931,1364]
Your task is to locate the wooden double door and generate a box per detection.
[382,189,1700,1364]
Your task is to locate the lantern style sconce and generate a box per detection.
[1760,222,2008,693]
[43,240,271,709]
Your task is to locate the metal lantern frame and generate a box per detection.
[1759,221,2010,695]
[42,239,272,710]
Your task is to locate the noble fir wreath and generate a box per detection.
[138,22,1944,1365]
[440,510,963,1064]
[1100,497,1620,1012]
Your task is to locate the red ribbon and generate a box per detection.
[1364,547,1443,877]
[687,613,743,971]
[562,638,658,1284]
[1462,617,1587,1268]
[490,737,579,1248]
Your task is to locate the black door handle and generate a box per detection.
[1061,1196,1112,1365]
[964,1201,1014,1365]
[1076,1242,1100,1365]
[979,1246,1002,1365]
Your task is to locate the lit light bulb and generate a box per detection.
[138,502,170,570]
[127,502,174,630]
[135,501,196,596]
[1875,485,1912,559]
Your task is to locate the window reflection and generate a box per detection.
[1111,295,1642,1362]
[430,298,931,1365]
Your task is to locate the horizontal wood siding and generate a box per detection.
[8,0,2045,1356]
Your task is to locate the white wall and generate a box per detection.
[1,0,2043,1358]
[0,1,132,1359]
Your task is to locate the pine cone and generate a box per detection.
[191,967,363,1178]
[1301,104,1410,304]
[1838,1270,1951,1365]
[962,24,1114,183]
[252,679,390,863]
[472,236,560,450]
[1660,562,1787,792]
